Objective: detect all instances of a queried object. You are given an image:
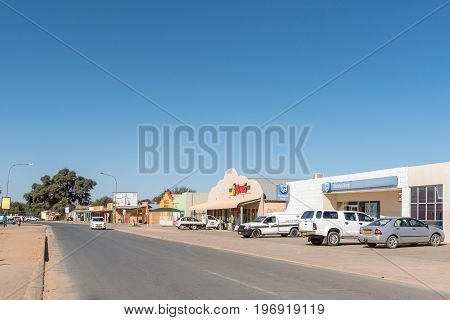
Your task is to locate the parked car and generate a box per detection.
[237,212,302,238]
[358,217,445,249]
[90,217,106,230]
[175,217,205,230]
[202,215,225,229]
[299,210,374,246]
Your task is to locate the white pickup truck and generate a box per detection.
[237,212,302,238]
[299,210,374,246]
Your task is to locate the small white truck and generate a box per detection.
[175,217,205,230]
[298,210,374,246]
[201,215,225,229]
[237,212,302,238]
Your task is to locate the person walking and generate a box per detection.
[2,214,7,228]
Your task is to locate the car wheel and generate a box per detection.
[327,231,340,246]
[289,228,299,237]
[430,233,441,247]
[190,225,198,230]
[367,243,377,248]
[251,229,261,238]
[311,237,323,246]
[386,235,398,249]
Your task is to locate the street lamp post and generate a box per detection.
[100,172,118,224]
[6,163,33,196]
[4,163,32,217]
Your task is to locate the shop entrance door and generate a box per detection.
[364,202,379,219]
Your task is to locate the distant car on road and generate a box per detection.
[359,217,445,249]
[91,217,106,230]
[175,217,205,230]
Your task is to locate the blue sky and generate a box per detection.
[1,0,449,202]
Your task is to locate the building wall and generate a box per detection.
[261,201,287,215]
[323,190,402,217]
[408,162,450,237]
[287,167,408,213]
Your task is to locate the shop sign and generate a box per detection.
[276,184,290,201]
[229,183,250,196]
[322,176,398,193]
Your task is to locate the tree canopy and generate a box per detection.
[91,196,113,207]
[24,168,96,214]
[151,186,196,203]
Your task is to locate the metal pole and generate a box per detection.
[100,172,118,224]
[6,163,33,196]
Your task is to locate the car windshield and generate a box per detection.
[92,217,104,222]
[253,216,266,222]
[301,211,314,219]
[368,218,392,227]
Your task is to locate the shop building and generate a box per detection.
[173,192,208,218]
[286,162,449,236]
[190,168,292,230]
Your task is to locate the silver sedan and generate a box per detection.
[358,217,445,249]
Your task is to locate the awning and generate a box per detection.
[189,197,260,211]
[150,207,183,213]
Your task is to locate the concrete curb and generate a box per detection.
[23,226,47,300]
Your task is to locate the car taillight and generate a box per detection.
[313,223,317,230]
[375,228,382,235]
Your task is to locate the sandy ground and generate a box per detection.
[43,227,76,300]
[0,224,45,300]
[110,223,450,297]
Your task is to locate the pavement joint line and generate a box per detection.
[113,226,449,296]
[202,270,278,296]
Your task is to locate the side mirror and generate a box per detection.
[425,224,429,228]
[371,217,375,222]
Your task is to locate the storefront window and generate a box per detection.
[410,185,443,229]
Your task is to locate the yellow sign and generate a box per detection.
[1,197,11,210]
[159,192,174,208]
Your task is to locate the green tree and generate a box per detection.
[151,186,196,203]
[8,202,29,215]
[24,168,96,214]
[91,196,113,206]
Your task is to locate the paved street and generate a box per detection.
[45,223,444,300]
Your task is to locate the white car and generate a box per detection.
[237,212,302,238]
[299,210,374,246]
[91,217,106,230]
[202,215,224,229]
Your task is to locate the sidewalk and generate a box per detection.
[0,224,46,300]
[112,223,450,296]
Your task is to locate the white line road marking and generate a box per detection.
[202,270,278,296]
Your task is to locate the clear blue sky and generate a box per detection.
[1,0,449,202]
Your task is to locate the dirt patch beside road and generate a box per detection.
[112,224,450,297]
[0,224,46,300]
[43,227,76,299]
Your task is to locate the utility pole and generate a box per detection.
[100,172,118,224]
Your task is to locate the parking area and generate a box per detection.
[112,224,450,296]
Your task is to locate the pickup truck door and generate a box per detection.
[343,212,360,237]
[262,216,278,235]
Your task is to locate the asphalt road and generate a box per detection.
[45,223,443,299]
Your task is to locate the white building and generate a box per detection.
[286,162,449,237]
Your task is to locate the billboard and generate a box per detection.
[113,192,138,207]
[1,197,11,210]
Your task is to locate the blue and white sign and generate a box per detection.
[276,184,290,201]
[322,176,398,193]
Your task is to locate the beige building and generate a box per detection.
[190,168,291,230]
[287,162,449,238]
